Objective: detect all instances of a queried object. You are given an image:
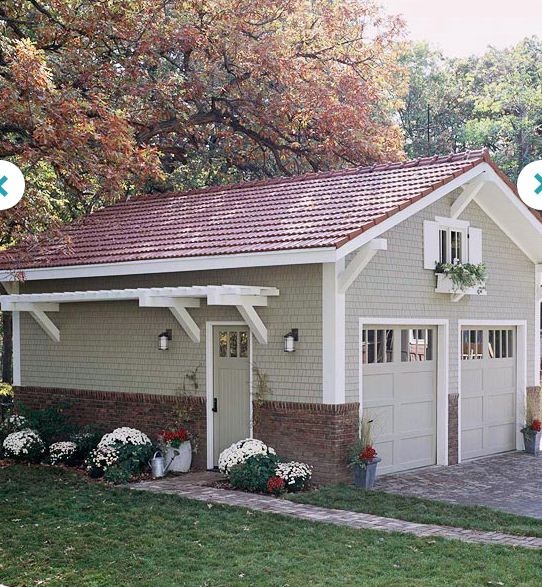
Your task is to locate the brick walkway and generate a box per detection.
[133,476,542,549]
[375,452,542,519]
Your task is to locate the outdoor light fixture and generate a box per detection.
[158,329,172,351]
[284,329,299,353]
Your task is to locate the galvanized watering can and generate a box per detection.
[149,450,172,478]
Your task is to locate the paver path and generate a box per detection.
[133,478,542,549]
[375,452,542,519]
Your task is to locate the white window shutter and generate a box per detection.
[468,227,482,264]
[423,220,440,269]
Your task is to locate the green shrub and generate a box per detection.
[115,443,154,478]
[19,404,75,445]
[103,463,132,484]
[229,453,280,493]
[70,426,103,464]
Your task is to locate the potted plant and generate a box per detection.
[348,417,381,489]
[521,395,542,455]
[434,261,487,295]
[159,427,192,472]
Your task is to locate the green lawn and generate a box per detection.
[1,466,542,586]
[289,483,542,537]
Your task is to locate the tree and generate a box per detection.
[400,37,542,180]
[0,0,407,248]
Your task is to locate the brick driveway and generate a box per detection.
[374,452,542,519]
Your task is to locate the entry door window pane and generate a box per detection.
[239,331,249,358]
[229,332,238,357]
[218,331,228,357]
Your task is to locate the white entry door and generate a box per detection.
[362,326,437,474]
[213,326,250,466]
[461,326,517,460]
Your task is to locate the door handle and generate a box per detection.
[212,398,218,412]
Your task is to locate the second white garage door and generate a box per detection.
[461,326,517,460]
[362,326,437,475]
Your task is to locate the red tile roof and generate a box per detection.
[0,150,495,270]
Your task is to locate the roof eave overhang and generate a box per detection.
[0,246,339,282]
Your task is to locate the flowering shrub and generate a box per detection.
[0,414,28,437]
[98,427,151,449]
[160,428,190,448]
[48,441,78,465]
[266,475,286,495]
[531,419,542,432]
[3,429,44,462]
[228,453,280,493]
[86,446,120,477]
[218,438,276,475]
[275,461,312,491]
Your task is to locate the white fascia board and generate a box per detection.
[4,248,337,282]
[335,165,487,259]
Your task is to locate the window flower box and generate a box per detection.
[435,273,487,296]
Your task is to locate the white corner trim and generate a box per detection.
[322,262,346,404]
[450,178,485,219]
[337,239,387,294]
[358,318,449,466]
[535,265,542,386]
[456,319,528,463]
[4,281,21,386]
[205,321,251,470]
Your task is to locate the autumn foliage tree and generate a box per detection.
[0,0,406,246]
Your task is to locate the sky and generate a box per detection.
[381,0,541,57]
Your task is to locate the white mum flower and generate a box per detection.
[86,446,120,472]
[3,429,44,460]
[98,427,151,449]
[49,441,78,465]
[275,461,312,489]
[218,438,276,475]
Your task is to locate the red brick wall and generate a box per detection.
[15,386,359,484]
[448,393,459,465]
[254,400,359,484]
[14,386,207,469]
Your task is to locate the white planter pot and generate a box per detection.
[165,441,192,473]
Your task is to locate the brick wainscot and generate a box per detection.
[14,387,359,483]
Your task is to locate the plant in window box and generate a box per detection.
[159,427,192,472]
[348,417,381,489]
[521,394,542,456]
[435,261,487,294]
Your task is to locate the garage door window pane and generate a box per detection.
[401,329,432,361]
[462,330,483,360]
[362,329,393,364]
[488,329,513,359]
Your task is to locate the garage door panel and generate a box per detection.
[363,373,394,402]
[485,366,514,390]
[399,401,434,433]
[486,394,515,422]
[364,405,394,436]
[461,326,516,460]
[461,396,483,426]
[362,325,437,475]
[461,369,483,396]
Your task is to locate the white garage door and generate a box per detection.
[461,327,517,460]
[362,326,437,475]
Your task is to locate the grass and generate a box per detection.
[288,484,542,537]
[1,465,542,586]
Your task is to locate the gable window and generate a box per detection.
[424,218,482,270]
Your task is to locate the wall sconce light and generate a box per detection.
[158,329,172,351]
[284,329,299,353]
